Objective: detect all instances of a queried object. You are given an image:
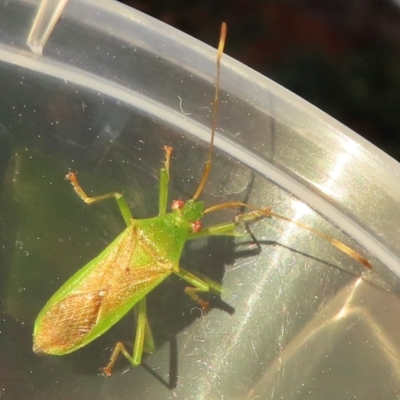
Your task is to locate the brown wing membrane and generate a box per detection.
[33,225,173,355]
[33,289,104,354]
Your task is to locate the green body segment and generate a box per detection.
[33,207,202,356]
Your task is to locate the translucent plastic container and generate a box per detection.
[1,1,400,399]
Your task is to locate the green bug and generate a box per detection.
[32,23,371,376]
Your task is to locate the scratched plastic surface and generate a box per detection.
[1,1,400,399]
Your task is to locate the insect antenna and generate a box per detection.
[190,23,371,271]
[192,22,227,201]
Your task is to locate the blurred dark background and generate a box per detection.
[119,0,400,161]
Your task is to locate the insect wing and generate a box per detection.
[33,224,171,355]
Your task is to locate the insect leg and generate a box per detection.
[66,171,132,226]
[176,268,223,309]
[134,298,155,354]
[187,221,239,240]
[159,146,173,215]
[102,298,149,376]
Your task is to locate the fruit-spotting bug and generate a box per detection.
[32,23,372,376]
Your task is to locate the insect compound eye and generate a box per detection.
[171,199,185,210]
[191,220,202,233]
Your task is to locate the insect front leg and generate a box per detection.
[66,171,132,226]
[187,208,270,257]
[186,207,270,241]
[102,298,150,376]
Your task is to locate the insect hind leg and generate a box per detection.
[102,298,151,376]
